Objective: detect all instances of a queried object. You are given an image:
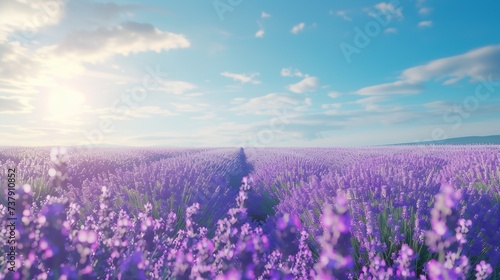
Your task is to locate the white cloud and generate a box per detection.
[255,12,269,38]
[415,0,431,16]
[401,45,500,83]
[356,44,500,95]
[255,19,265,38]
[287,76,319,93]
[328,91,342,98]
[68,2,141,23]
[98,106,175,120]
[384,27,397,34]
[191,112,216,120]
[423,100,454,113]
[158,81,197,95]
[291,23,305,34]
[39,21,191,63]
[419,7,432,16]
[0,42,44,91]
[231,93,308,115]
[281,67,303,77]
[281,68,292,77]
[255,28,265,38]
[208,43,227,55]
[336,11,352,21]
[353,96,387,106]
[185,92,205,97]
[424,100,450,108]
[127,106,175,118]
[418,20,433,28]
[335,96,402,114]
[171,103,209,113]
[373,2,403,20]
[0,96,32,114]
[321,103,341,109]
[0,0,65,42]
[231,97,247,104]
[221,72,261,84]
[364,104,405,113]
[357,81,422,95]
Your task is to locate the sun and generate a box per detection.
[47,88,86,121]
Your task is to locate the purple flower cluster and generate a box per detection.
[252,147,499,278]
[0,146,498,279]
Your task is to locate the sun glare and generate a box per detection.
[47,88,86,121]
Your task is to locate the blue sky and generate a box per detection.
[1,0,500,147]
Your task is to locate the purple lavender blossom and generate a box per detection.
[0,146,498,279]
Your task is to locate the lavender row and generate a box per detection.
[0,146,497,279]
[245,146,500,278]
[0,170,494,279]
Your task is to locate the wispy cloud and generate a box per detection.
[287,76,320,93]
[171,102,209,113]
[127,106,175,118]
[423,100,454,113]
[372,2,403,20]
[231,97,247,104]
[418,20,433,28]
[255,28,265,38]
[335,10,352,21]
[0,0,65,42]
[321,103,342,109]
[157,81,197,95]
[231,93,309,115]
[281,67,303,77]
[221,72,261,84]
[353,96,387,105]
[255,12,270,38]
[416,0,432,16]
[0,96,32,114]
[356,45,500,95]
[98,106,175,120]
[328,91,343,98]
[418,7,432,16]
[291,23,305,34]
[384,27,397,34]
[191,112,216,120]
[39,21,191,63]
[357,81,422,96]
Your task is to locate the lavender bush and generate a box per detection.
[0,146,498,279]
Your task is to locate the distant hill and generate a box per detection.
[394,135,500,146]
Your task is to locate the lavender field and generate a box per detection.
[0,146,499,279]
